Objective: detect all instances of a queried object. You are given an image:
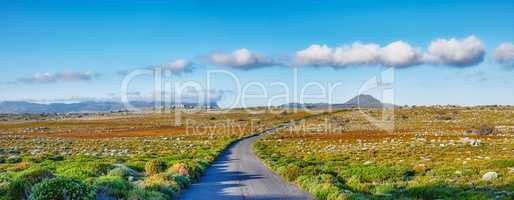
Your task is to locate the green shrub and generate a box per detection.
[0,156,5,163]
[167,163,189,177]
[276,164,301,182]
[26,155,46,163]
[338,165,408,183]
[0,172,12,195]
[56,162,112,180]
[373,183,395,195]
[142,174,179,199]
[173,175,190,189]
[405,185,460,199]
[29,177,95,200]
[6,156,22,164]
[297,174,345,200]
[145,160,167,175]
[184,160,206,181]
[108,164,138,178]
[6,168,54,200]
[94,176,132,199]
[89,163,113,177]
[126,189,167,200]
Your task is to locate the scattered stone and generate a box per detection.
[364,160,374,165]
[482,172,498,181]
[460,137,481,146]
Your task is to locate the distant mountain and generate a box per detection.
[0,101,219,114]
[342,94,394,108]
[281,94,394,109]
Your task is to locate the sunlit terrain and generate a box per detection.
[255,107,514,199]
[0,110,308,199]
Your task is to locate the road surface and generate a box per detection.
[179,126,314,200]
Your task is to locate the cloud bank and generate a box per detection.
[494,42,514,68]
[17,71,99,84]
[295,35,485,68]
[209,49,281,70]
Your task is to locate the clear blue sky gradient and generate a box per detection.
[1,0,513,106]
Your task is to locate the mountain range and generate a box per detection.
[0,101,218,114]
[0,95,391,114]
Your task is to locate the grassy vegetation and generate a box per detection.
[254,107,514,200]
[0,110,309,200]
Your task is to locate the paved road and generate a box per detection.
[179,126,313,200]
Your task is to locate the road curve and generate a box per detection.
[179,126,314,200]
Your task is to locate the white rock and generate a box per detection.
[482,172,498,181]
[364,160,374,165]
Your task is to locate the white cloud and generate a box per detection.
[424,35,485,67]
[296,41,422,68]
[31,72,56,82]
[494,42,514,68]
[379,41,423,67]
[295,35,485,68]
[160,58,194,74]
[209,49,280,69]
[332,43,380,66]
[296,44,333,65]
[18,71,99,84]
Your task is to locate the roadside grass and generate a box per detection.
[254,107,514,200]
[0,110,310,199]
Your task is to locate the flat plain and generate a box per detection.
[1,107,513,200]
[0,110,308,200]
[255,107,514,199]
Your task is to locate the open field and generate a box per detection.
[0,110,309,200]
[254,107,514,199]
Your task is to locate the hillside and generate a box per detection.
[281,94,394,109]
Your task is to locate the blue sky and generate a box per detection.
[1,0,513,107]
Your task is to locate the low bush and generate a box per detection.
[296,174,346,200]
[108,164,138,178]
[89,163,113,177]
[6,167,54,200]
[404,184,489,200]
[184,160,207,181]
[26,155,47,163]
[338,164,408,183]
[94,176,132,199]
[141,174,180,199]
[126,188,167,200]
[145,160,167,175]
[0,174,10,199]
[56,162,112,180]
[6,156,22,164]
[11,162,31,172]
[167,163,189,177]
[173,175,191,189]
[276,164,301,182]
[29,177,95,200]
